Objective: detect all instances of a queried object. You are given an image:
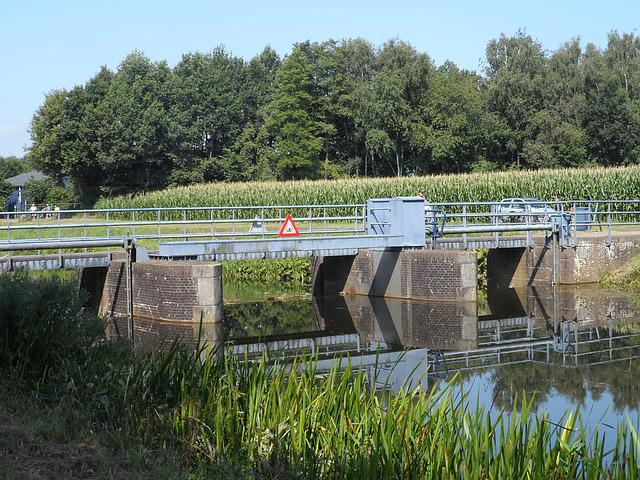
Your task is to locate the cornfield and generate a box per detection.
[96,166,640,211]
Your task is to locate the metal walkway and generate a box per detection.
[1,197,639,268]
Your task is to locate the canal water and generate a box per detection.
[108,280,640,443]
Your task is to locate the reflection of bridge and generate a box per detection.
[221,285,640,391]
[102,272,640,388]
[106,281,640,393]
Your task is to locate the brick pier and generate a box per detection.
[79,260,223,323]
[488,232,640,288]
[313,248,477,302]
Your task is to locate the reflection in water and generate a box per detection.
[107,316,224,355]
[109,283,640,438]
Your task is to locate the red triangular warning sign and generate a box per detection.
[278,214,300,237]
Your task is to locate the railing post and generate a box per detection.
[462,204,467,249]
[552,230,558,286]
[363,205,367,234]
[106,211,111,240]
[124,231,136,345]
[559,203,565,248]
[607,202,612,247]
[183,210,187,242]
[210,209,215,239]
[157,210,161,242]
[353,206,358,235]
[232,209,236,235]
[126,236,135,345]
[526,207,532,248]
[323,206,327,236]
[572,202,577,248]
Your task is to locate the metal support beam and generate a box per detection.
[158,234,403,260]
[442,223,552,234]
[0,239,128,251]
[125,237,136,344]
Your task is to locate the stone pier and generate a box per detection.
[488,232,640,288]
[79,260,223,324]
[313,248,477,302]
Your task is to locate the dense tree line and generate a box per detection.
[29,31,640,205]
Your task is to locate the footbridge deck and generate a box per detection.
[1,198,639,270]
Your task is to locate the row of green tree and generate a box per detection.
[30,31,640,205]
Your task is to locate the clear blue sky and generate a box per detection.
[1,0,638,157]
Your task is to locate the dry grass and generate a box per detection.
[0,402,186,480]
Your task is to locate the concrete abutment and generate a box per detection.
[78,232,640,326]
[487,232,640,288]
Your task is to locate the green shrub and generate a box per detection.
[600,255,640,291]
[224,257,311,284]
[0,274,103,386]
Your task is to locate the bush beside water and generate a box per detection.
[600,255,640,292]
[224,257,312,285]
[1,275,640,478]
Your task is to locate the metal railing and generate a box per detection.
[430,199,640,248]
[2,198,639,251]
[0,204,368,247]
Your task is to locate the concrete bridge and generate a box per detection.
[1,197,640,330]
[0,196,576,257]
[1,197,637,260]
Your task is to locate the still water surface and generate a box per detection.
[108,280,640,442]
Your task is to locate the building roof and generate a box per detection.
[4,171,48,187]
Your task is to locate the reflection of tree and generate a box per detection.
[487,358,640,412]
[490,363,554,410]
[224,300,314,339]
[601,360,640,411]
[447,324,640,412]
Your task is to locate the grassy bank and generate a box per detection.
[2,275,640,478]
[0,385,186,479]
[96,166,640,210]
[0,274,187,479]
[601,256,640,292]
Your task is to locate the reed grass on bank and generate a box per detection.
[600,255,640,292]
[1,274,640,478]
